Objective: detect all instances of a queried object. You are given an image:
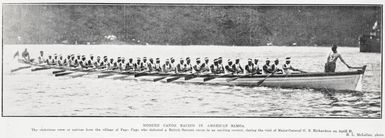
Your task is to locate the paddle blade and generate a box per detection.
[166,76,181,82]
[153,76,168,82]
[55,72,73,77]
[98,74,114,78]
[53,70,66,74]
[185,74,197,80]
[134,72,148,77]
[31,67,50,71]
[10,66,31,72]
[203,76,216,82]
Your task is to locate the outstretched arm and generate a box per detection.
[338,54,351,68]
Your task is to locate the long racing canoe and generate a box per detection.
[16,59,366,91]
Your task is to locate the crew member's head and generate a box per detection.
[180,58,184,64]
[143,57,147,63]
[129,58,133,63]
[254,58,259,65]
[248,58,252,65]
[156,58,160,64]
[170,57,175,63]
[137,57,141,63]
[149,58,153,63]
[214,58,219,65]
[332,44,338,53]
[274,58,279,65]
[285,57,291,64]
[235,58,240,64]
[204,57,209,63]
[265,58,270,65]
[227,59,233,65]
[40,51,44,56]
[196,58,201,64]
[218,57,223,64]
[186,57,190,64]
[165,59,170,64]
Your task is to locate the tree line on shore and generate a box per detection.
[3,4,381,46]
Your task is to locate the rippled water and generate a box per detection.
[2,45,382,117]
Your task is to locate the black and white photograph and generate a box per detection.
[2,3,382,118]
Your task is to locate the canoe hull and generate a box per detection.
[16,59,366,91]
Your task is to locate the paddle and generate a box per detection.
[112,75,128,80]
[256,71,277,86]
[98,73,114,78]
[55,72,73,77]
[10,66,31,72]
[203,73,231,82]
[134,70,151,77]
[166,76,183,82]
[31,67,50,71]
[184,74,198,80]
[53,70,66,74]
[154,76,168,82]
[348,66,365,70]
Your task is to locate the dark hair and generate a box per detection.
[331,44,337,51]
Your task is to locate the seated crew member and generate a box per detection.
[162,59,173,73]
[193,58,203,73]
[148,58,154,72]
[99,56,108,69]
[273,58,283,74]
[154,58,162,72]
[170,57,177,72]
[141,57,149,71]
[201,57,210,73]
[21,48,31,62]
[37,51,45,64]
[57,55,64,66]
[262,58,275,74]
[282,57,301,74]
[217,57,225,74]
[125,58,134,71]
[210,58,222,74]
[87,54,95,68]
[185,57,193,73]
[232,58,244,74]
[245,58,255,75]
[253,58,262,74]
[134,57,142,71]
[325,44,351,72]
[176,58,186,73]
[94,56,101,68]
[225,59,236,74]
[46,55,53,65]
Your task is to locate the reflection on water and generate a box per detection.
[3,45,382,117]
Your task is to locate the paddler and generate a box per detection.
[57,55,64,66]
[119,57,126,71]
[225,59,236,74]
[325,44,351,72]
[53,54,58,65]
[154,58,162,72]
[162,59,173,73]
[232,58,244,74]
[262,58,274,74]
[245,58,255,75]
[217,57,225,74]
[87,54,95,68]
[94,56,101,68]
[282,57,301,74]
[141,57,149,71]
[37,51,45,64]
[201,57,210,73]
[107,58,115,70]
[148,58,155,72]
[79,55,88,69]
[134,57,142,71]
[210,58,221,74]
[273,58,283,74]
[176,58,186,73]
[193,58,203,73]
[69,54,75,67]
[184,57,193,73]
[253,58,262,74]
[170,57,177,72]
[46,55,53,65]
[100,56,108,69]
[21,48,31,62]
[125,58,134,71]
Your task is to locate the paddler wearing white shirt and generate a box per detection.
[273,58,283,74]
[245,58,255,75]
[210,58,222,74]
[325,44,351,72]
[46,55,53,65]
[232,58,244,74]
[37,51,45,64]
[154,58,162,72]
[253,58,262,74]
[141,57,149,71]
[282,57,300,74]
[176,58,186,73]
[225,59,236,74]
[201,57,210,73]
[262,58,274,74]
[148,58,155,72]
[170,57,177,72]
[134,57,142,71]
[217,57,225,74]
[162,59,173,73]
[193,58,203,73]
[125,58,134,71]
[184,57,193,73]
